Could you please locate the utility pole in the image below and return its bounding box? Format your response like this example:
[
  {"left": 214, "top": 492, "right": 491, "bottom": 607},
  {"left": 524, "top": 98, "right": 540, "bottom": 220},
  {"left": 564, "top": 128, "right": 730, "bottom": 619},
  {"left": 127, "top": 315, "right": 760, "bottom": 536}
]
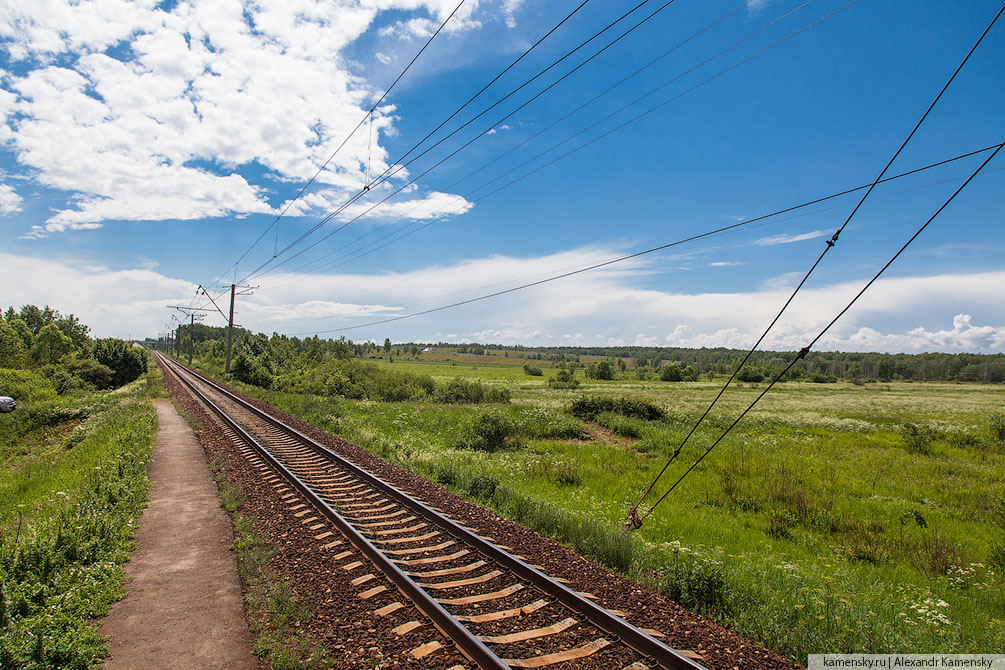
[
  {"left": 168, "top": 306, "right": 211, "bottom": 365},
  {"left": 197, "top": 283, "right": 254, "bottom": 379}
]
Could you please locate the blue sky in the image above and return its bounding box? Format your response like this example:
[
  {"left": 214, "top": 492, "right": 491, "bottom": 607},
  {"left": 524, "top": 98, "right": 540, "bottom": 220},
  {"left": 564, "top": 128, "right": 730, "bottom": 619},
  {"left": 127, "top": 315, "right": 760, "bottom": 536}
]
[{"left": 1, "top": 0, "right": 1002, "bottom": 352}]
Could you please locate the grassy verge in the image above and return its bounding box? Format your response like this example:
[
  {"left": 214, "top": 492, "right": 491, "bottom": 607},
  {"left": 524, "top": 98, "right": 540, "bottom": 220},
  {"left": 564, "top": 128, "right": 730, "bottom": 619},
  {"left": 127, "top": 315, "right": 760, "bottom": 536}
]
[
  {"left": 188, "top": 356, "right": 1005, "bottom": 662},
  {"left": 0, "top": 369, "right": 160, "bottom": 669}
]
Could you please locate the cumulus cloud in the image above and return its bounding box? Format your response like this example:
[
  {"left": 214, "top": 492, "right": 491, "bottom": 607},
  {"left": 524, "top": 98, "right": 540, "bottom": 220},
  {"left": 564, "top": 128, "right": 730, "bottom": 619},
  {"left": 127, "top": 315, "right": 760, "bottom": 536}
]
[
  {"left": 3, "top": 247, "right": 1001, "bottom": 353},
  {"left": 0, "top": 182, "right": 21, "bottom": 214},
  {"left": 0, "top": 0, "right": 496, "bottom": 234}
]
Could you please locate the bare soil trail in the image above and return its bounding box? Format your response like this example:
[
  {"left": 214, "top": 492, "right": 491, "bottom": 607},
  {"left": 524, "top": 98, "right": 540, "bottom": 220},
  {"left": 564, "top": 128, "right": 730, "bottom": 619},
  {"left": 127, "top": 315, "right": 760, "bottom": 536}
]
[{"left": 99, "top": 400, "right": 258, "bottom": 670}]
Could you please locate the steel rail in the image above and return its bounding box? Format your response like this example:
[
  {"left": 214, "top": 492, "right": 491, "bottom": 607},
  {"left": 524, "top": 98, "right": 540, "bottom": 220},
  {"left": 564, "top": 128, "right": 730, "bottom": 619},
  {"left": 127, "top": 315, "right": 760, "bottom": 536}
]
[
  {"left": 159, "top": 352, "right": 708, "bottom": 670},
  {"left": 159, "top": 353, "right": 509, "bottom": 670}
]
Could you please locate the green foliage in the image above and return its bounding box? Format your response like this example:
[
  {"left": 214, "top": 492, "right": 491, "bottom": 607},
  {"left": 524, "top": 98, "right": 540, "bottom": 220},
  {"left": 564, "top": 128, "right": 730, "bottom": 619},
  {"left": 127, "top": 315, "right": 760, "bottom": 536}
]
[
  {"left": 433, "top": 377, "right": 511, "bottom": 404},
  {"left": 467, "top": 474, "right": 499, "bottom": 500},
  {"left": 658, "top": 362, "right": 697, "bottom": 382},
  {"left": 92, "top": 339, "right": 147, "bottom": 388},
  {"left": 596, "top": 411, "right": 644, "bottom": 438},
  {"left": 736, "top": 366, "right": 765, "bottom": 383},
  {"left": 584, "top": 359, "right": 615, "bottom": 380},
  {"left": 0, "top": 397, "right": 156, "bottom": 668},
  {"left": 31, "top": 324, "right": 74, "bottom": 365},
  {"left": 232, "top": 352, "right": 275, "bottom": 389},
  {"left": 547, "top": 363, "right": 579, "bottom": 389},
  {"left": 456, "top": 412, "right": 517, "bottom": 452},
  {"left": 990, "top": 413, "right": 1005, "bottom": 442},
  {"left": 522, "top": 362, "right": 543, "bottom": 376},
  {"left": 899, "top": 422, "right": 936, "bottom": 455},
  {"left": 569, "top": 395, "right": 666, "bottom": 421},
  {"left": 646, "top": 552, "right": 730, "bottom": 616},
  {"left": 511, "top": 407, "right": 583, "bottom": 440},
  {"left": 62, "top": 358, "right": 114, "bottom": 391}
]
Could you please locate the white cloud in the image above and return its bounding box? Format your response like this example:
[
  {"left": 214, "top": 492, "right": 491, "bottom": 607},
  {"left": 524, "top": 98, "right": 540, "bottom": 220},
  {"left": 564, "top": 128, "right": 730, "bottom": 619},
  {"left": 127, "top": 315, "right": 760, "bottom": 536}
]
[
  {"left": 0, "top": 0, "right": 493, "bottom": 233},
  {"left": 2, "top": 247, "right": 1002, "bottom": 353},
  {"left": 754, "top": 229, "right": 830, "bottom": 246},
  {"left": 0, "top": 182, "right": 21, "bottom": 214}
]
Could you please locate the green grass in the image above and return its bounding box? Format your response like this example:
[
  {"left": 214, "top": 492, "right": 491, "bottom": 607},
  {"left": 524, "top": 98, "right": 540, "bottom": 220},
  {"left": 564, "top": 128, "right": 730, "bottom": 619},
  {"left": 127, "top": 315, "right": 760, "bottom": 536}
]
[
  {"left": 190, "top": 355, "right": 1005, "bottom": 662},
  {"left": 0, "top": 366, "right": 160, "bottom": 669}
]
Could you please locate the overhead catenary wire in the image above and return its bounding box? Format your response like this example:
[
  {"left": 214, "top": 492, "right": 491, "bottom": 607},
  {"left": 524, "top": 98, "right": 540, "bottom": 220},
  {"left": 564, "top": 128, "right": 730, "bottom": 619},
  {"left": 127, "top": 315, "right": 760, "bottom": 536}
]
[
  {"left": 273, "top": 156, "right": 1005, "bottom": 315},
  {"left": 276, "top": 142, "right": 1000, "bottom": 336},
  {"left": 208, "top": 0, "right": 470, "bottom": 289},
  {"left": 625, "top": 0, "right": 1005, "bottom": 527},
  {"left": 633, "top": 138, "right": 1004, "bottom": 527},
  {"left": 253, "top": 0, "right": 851, "bottom": 286},
  {"left": 237, "top": 0, "right": 679, "bottom": 285}
]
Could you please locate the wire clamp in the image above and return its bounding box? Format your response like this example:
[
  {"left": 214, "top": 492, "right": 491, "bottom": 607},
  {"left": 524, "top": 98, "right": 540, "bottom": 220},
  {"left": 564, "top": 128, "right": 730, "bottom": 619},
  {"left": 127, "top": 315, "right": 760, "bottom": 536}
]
[
  {"left": 625, "top": 505, "right": 643, "bottom": 530},
  {"left": 826, "top": 230, "right": 841, "bottom": 248},
  {"left": 796, "top": 346, "right": 810, "bottom": 360}
]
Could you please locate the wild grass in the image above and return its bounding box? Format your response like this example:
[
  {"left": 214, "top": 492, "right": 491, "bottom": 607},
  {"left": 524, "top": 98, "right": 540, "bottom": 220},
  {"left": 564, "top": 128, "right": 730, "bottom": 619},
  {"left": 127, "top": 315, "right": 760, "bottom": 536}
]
[
  {"left": 189, "top": 355, "right": 1005, "bottom": 662},
  {"left": 0, "top": 370, "right": 158, "bottom": 669}
]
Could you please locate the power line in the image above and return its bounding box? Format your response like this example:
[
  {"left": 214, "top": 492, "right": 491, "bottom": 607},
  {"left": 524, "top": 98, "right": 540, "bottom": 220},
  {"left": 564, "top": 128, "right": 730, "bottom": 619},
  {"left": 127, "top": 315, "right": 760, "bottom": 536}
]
[
  {"left": 278, "top": 143, "right": 999, "bottom": 336},
  {"left": 236, "top": 0, "right": 674, "bottom": 284},
  {"left": 626, "top": 0, "right": 1005, "bottom": 527},
  {"left": 210, "top": 0, "right": 470, "bottom": 287},
  {"left": 632, "top": 138, "right": 1003, "bottom": 528},
  {"left": 253, "top": 0, "right": 850, "bottom": 286}
]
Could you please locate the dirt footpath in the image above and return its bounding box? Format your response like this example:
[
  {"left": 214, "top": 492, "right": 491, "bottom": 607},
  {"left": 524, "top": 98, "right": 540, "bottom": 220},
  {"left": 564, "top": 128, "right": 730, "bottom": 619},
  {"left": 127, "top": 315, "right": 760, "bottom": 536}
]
[{"left": 100, "top": 400, "right": 258, "bottom": 670}]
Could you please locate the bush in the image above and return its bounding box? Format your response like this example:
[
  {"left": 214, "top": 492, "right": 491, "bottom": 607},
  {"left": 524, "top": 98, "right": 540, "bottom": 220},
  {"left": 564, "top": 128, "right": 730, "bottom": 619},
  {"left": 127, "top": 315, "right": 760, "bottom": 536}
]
[
  {"left": 231, "top": 353, "right": 274, "bottom": 389},
  {"left": 990, "top": 413, "right": 1005, "bottom": 442},
  {"left": 547, "top": 365, "right": 579, "bottom": 389},
  {"left": 434, "top": 377, "right": 511, "bottom": 404},
  {"left": 659, "top": 363, "right": 683, "bottom": 382},
  {"left": 522, "top": 363, "right": 543, "bottom": 377},
  {"left": 900, "top": 422, "right": 936, "bottom": 455},
  {"left": 456, "top": 412, "right": 517, "bottom": 452},
  {"left": 584, "top": 360, "right": 615, "bottom": 380},
  {"left": 63, "top": 358, "right": 114, "bottom": 390},
  {"left": 92, "top": 338, "right": 147, "bottom": 388},
  {"left": 735, "top": 367, "right": 764, "bottom": 383},
  {"left": 569, "top": 396, "right": 666, "bottom": 422},
  {"left": 467, "top": 474, "right": 499, "bottom": 500},
  {"left": 512, "top": 407, "right": 583, "bottom": 439}
]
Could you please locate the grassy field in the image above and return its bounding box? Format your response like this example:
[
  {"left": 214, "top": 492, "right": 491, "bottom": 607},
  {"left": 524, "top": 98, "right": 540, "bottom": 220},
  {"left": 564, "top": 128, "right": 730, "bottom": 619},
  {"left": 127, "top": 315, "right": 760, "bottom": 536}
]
[
  {"left": 0, "top": 363, "right": 163, "bottom": 669},
  {"left": 193, "top": 354, "right": 1005, "bottom": 663}
]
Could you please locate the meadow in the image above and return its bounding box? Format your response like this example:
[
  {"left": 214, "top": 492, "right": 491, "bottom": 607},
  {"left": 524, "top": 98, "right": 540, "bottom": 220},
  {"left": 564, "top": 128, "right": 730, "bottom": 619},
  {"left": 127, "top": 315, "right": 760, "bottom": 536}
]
[
  {"left": 0, "top": 363, "right": 162, "bottom": 669},
  {"left": 196, "top": 352, "right": 1005, "bottom": 663}
]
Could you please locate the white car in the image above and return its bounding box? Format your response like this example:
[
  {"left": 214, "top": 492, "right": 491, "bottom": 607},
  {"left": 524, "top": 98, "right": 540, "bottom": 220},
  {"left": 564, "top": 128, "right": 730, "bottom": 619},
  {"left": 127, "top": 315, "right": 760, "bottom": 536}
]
[{"left": 0, "top": 396, "right": 15, "bottom": 413}]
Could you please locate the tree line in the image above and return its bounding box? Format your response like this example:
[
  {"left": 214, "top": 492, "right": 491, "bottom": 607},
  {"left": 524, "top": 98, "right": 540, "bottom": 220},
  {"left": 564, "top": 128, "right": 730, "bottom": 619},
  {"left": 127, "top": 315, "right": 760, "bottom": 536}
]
[{"left": 1, "top": 304, "right": 147, "bottom": 392}]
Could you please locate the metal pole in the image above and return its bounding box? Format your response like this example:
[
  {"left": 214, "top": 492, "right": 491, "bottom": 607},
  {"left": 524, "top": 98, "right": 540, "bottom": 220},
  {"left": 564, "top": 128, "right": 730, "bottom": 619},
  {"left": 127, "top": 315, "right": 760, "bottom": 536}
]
[
  {"left": 225, "top": 283, "right": 236, "bottom": 378},
  {"left": 188, "top": 313, "right": 195, "bottom": 365}
]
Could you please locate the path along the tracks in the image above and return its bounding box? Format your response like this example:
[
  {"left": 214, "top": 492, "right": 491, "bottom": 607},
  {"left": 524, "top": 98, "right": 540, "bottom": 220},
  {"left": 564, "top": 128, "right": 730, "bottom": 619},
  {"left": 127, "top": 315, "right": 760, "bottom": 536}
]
[{"left": 99, "top": 400, "right": 258, "bottom": 670}]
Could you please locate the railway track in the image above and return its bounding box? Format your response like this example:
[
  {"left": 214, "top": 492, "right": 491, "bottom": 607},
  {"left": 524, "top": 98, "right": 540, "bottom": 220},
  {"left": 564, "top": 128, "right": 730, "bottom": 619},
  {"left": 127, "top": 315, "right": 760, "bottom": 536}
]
[{"left": 158, "top": 352, "right": 709, "bottom": 670}]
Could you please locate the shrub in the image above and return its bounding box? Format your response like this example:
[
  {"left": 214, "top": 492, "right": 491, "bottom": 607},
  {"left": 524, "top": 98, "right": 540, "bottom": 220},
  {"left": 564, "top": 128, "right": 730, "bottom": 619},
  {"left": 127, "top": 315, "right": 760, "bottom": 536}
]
[
  {"left": 231, "top": 353, "right": 274, "bottom": 389},
  {"left": 900, "top": 422, "right": 936, "bottom": 455},
  {"left": 456, "top": 412, "right": 517, "bottom": 452},
  {"left": 434, "top": 377, "right": 511, "bottom": 404},
  {"left": 648, "top": 553, "right": 730, "bottom": 616},
  {"left": 659, "top": 363, "right": 683, "bottom": 382},
  {"left": 990, "top": 413, "right": 1005, "bottom": 442},
  {"left": 63, "top": 358, "right": 114, "bottom": 390},
  {"left": 547, "top": 365, "right": 579, "bottom": 389},
  {"left": 512, "top": 407, "right": 583, "bottom": 439},
  {"left": 735, "top": 367, "right": 764, "bottom": 383},
  {"left": 569, "top": 396, "right": 666, "bottom": 421},
  {"left": 92, "top": 338, "right": 147, "bottom": 387},
  {"left": 988, "top": 540, "right": 1005, "bottom": 572},
  {"left": 522, "top": 363, "right": 543, "bottom": 377},
  {"left": 584, "top": 360, "right": 615, "bottom": 380},
  {"left": 467, "top": 474, "right": 499, "bottom": 500}
]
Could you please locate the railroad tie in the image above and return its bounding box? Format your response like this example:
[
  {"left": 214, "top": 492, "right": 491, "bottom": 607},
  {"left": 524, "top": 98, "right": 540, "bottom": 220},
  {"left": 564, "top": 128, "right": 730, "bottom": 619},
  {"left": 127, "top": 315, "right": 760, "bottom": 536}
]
[
  {"left": 479, "top": 617, "right": 578, "bottom": 645},
  {"left": 454, "top": 599, "right": 548, "bottom": 624},
  {"left": 502, "top": 638, "right": 610, "bottom": 668},
  {"left": 374, "top": 602, "right": 406, "bottom": 617},
  {"left": 392, "top": 621, "right": 424, "bottom": 636},
  {"left": 409, "top": 641, "right": 444, "bottom": 659}
]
